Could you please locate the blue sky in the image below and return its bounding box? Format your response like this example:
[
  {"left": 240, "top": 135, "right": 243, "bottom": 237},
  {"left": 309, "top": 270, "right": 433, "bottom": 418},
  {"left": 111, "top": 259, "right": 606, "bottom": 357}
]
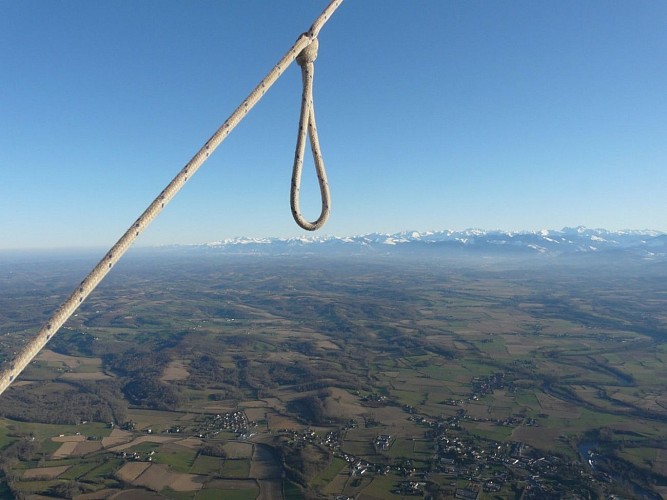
[{"left": 1, "top": 1, "right": 666, "bottom": 249}]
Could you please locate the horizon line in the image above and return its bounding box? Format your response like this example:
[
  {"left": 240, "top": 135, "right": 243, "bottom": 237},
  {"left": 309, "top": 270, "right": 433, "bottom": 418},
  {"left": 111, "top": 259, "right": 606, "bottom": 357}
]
[{"left": 2, "top": 225, "right": 665, "bottom": 253}]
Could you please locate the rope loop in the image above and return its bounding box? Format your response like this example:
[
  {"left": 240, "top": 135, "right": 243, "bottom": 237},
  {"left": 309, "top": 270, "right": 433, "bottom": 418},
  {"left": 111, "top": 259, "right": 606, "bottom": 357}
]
[{"left": 290, "top": 37, "right": 331, "bottom": 231}]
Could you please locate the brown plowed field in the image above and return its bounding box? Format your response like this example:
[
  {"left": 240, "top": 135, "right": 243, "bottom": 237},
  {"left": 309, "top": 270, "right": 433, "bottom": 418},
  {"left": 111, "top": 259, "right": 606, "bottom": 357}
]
[{"left": 22, "top": 465, "right": 70, "bottom": 479}]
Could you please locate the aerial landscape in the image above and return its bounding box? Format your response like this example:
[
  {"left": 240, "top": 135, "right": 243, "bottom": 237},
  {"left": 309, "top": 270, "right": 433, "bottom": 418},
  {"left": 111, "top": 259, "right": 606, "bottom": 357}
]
[
  {"left": 0, "top": 230, "right": 666, "bottom": 499},
  {"left": 2, "top": 1, "right": 666, "bottom": 499}
]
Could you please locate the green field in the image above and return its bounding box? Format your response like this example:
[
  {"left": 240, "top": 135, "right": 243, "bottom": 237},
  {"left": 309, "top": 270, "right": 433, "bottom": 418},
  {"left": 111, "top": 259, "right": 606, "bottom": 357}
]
[
  {"left": 312, "top": 456, "right": 347, "bottom": 487},
  {"left": 190, "top": 454, "right": 223, "bottom": 475},
  {"left": 220, "top": 459, "right": 251, "bottom": 478},
  {"left": 151, "top": 447, "right": 198, "bottom": 473},
  {"left": 200, "top": 488, "right": 259, "bottom": 500}
]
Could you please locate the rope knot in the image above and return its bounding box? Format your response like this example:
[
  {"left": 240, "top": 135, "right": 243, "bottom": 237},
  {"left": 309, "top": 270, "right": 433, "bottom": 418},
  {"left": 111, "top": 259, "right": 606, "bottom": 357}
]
[{"left": 296, "top": 38, "right": 319, "bottom": 66}]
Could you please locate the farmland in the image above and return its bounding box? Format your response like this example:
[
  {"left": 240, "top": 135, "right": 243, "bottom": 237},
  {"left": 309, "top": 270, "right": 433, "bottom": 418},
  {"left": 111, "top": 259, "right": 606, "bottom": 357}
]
[{"left": 0, "top": 250, "right": 666, "bottom": 498}]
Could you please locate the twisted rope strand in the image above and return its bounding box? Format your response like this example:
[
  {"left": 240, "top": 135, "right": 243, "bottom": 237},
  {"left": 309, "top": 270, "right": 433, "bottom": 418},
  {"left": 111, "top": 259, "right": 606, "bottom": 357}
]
[{"left": 0, "top": 0, "right": 344, "bottom": 397}]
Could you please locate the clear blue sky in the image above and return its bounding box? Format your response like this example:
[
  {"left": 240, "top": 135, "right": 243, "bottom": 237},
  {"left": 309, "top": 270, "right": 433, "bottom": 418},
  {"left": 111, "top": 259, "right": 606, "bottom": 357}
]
[{"left": 2, "top": 1, "right": 666, "bottom": 249}]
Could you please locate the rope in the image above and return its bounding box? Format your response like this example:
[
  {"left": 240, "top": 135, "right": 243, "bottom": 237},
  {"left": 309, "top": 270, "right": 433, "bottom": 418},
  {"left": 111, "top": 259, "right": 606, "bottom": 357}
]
[
  {"left": 291, "top": 38, "right": 331, "bottom": 230},
  {"left": 0, "top": 0, "right": 344, "bottom": 397}
]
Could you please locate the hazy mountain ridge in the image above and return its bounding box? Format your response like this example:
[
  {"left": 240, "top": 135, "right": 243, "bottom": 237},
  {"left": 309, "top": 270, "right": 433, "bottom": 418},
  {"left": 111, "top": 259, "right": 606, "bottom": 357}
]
[{"left": 193, "top": 227, "right": 667, "bottom": 258}]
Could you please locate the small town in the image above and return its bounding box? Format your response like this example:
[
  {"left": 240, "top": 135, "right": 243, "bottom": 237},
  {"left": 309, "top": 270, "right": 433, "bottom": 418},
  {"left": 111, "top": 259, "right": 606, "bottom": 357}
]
[{"left": 156, "top": 373, "right": 620, "bottom": 499}]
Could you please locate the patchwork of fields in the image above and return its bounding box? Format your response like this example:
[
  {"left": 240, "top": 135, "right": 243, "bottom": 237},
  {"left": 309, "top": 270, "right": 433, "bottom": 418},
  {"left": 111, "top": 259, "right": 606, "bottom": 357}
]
[{"left": 0, "top": 252, "right": 666, "bottom": 498}]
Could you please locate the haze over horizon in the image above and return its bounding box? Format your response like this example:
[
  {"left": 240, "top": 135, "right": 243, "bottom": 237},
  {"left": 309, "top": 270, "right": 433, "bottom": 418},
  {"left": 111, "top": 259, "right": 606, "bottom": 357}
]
[
  {"left": 2, "top": 1, "right": 666, "bottom": 250},
  {"left": 2, "top": 226, "right": 665, "bottom": 255}
]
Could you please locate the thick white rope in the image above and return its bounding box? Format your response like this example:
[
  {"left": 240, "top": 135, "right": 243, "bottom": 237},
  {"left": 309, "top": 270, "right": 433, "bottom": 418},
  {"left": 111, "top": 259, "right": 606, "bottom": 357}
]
[
  {"left": 291, "top": 38, "right": 331, "bottom": 230},
  {"left": 0, "top": 0, "right": 343, "bottom": 397}
]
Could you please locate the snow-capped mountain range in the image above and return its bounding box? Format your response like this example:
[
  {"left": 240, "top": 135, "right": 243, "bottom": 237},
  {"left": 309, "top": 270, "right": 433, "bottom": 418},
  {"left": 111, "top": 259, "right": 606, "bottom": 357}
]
[{"left": 195, "top": 227, "right": 667, "bottom": 258}]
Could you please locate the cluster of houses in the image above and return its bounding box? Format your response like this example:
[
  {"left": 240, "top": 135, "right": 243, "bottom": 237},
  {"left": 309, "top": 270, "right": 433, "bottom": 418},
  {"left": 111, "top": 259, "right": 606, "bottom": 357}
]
[
  {"left": 267, "top": 378, "right": 590, "bottom": 497},
  {"left": 428, "top": 418, "right": 603, "bottom": 498},
  {"left": 323, "top": 430, "right": 341, "bottom": 449},
  {"left": 394, "top": 480, "right": 427, "bottom": 496},
  {"left": 374, "top": 434, "right": 392, "bottom": 450},
  {"left": 443, "top": 372, "right": 513, "bottom": 407},
  {"left": 118, "top": 449, "right": 156, "bottom": 462},
  {"left": 307, "top": 385, "right": 604, "bottom": 498},
  {"left": 192, "top": 411, "right": 253, "bottom": 439},
  {"left": 274, "top": 398, "right": 611, "bottom": 498},
  {"left": 106, "top": 368, "right": 613, "bottom": 498},
  {"left": 469, "top": 372, "right": 512, "bottom": 400},
  {"left": 350, "top": 460, "right": 383, "bottom": 477},
  {"left": 360, "top": 392, "right": 388, "bottom": 405}
]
